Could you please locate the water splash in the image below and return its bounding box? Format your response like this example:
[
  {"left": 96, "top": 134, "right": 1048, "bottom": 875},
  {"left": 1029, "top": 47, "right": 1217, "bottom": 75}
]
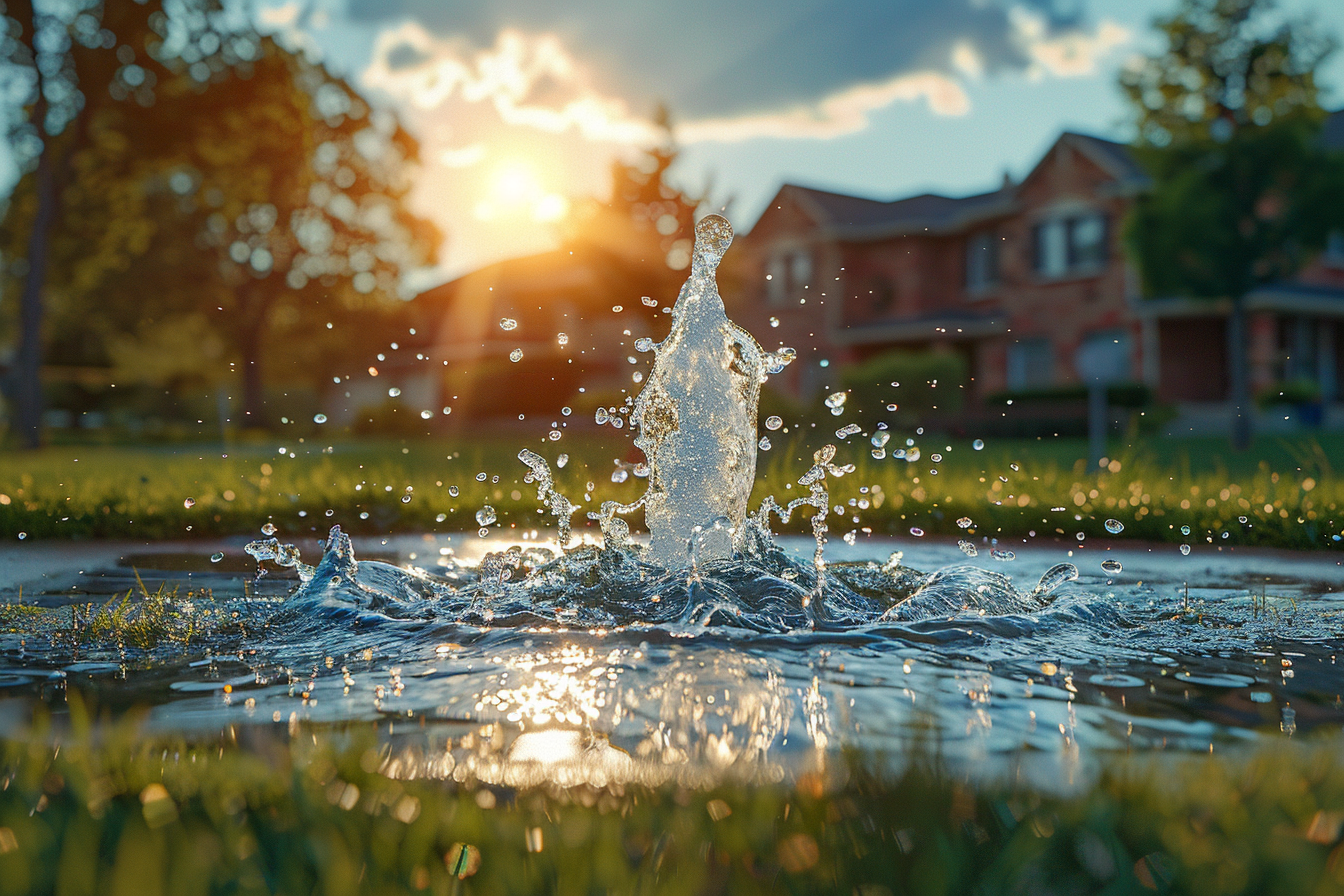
[{"left": 618, "top": 215, "right": 793, "bottom": 568}]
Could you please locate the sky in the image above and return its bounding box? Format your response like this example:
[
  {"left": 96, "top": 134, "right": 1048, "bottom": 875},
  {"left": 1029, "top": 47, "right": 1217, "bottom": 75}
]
[{"left": 237, "top": 0, "right": 1344, "bottom": 284}]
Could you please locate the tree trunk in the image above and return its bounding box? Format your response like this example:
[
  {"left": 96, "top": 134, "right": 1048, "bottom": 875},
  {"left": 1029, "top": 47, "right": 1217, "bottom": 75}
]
[
  {"left": 1228, "top": 292, "right": 1252, "bottom": 450},
  {"left": 12, "top": 107, "right": 56, "bottom": 449}
]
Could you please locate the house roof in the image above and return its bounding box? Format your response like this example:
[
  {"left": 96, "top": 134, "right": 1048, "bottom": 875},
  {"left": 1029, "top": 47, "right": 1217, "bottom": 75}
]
[{"left": 777, "top": 183, "right": 1016, "bottom": 241}]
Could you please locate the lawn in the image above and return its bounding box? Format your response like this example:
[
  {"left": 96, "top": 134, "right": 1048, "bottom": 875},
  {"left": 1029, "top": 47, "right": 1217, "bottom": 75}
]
[
  {"left": 0, "top": 429, "right": 1341, "bottom": 550},
  {"left": 1, "top": 705, "right": 1343, "bottom": 895}
]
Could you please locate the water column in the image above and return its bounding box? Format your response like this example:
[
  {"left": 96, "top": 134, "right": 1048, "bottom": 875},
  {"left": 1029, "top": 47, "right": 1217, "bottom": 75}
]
[{"left": 633, "top": 215, "right": 767, "bottom": 568}]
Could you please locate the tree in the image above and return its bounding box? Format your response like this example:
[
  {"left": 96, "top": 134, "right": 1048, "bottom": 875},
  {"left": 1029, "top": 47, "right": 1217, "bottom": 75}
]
[
  {"left": 0, "top": 7, "right": 438, "bottom": 435},
  {"left": 0, "top": 0, "right": 248, "bottom": 446},
  {"left": 562, "top": 107, "right": 707, "bottom": 319},
  {"left": 1121, "top": 0, "right": 1344, "bottom": 448},
  {"left": 123, "top": 38, "right": 439, "bottom": 425}
]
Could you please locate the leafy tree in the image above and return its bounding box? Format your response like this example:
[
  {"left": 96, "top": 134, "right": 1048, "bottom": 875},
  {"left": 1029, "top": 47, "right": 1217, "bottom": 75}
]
[
  {"left": 0, "top": 0, "right": 248, "bottom": 446},
  {"left": 112, "top": 38, "right": 439, "bottom": 425},
  {"left": 1121, "top": 0, "right": 1344, "bottom": 448}
]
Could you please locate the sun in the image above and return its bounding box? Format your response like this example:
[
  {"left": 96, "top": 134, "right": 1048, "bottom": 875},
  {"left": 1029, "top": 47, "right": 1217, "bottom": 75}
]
[{"left": 475, "top": 159, "right": 569, "bottom": 223}]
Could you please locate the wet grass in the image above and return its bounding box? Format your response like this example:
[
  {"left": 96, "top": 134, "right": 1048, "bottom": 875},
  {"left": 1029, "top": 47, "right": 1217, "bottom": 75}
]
[
  {"left": 1, "top": 431, "right": 1341, "bottom": 551},
  {"left": 1, "top": 708, "right": 1343, "bottom": 895}
]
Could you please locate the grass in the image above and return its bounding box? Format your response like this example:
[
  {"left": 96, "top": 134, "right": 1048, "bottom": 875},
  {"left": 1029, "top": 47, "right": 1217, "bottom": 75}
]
[
  {"left": 0, "top": 430, "right": 1341, "bottom": 551},
  {"left": 1, "top": 706, "right": 1344, "bottom": 894}
]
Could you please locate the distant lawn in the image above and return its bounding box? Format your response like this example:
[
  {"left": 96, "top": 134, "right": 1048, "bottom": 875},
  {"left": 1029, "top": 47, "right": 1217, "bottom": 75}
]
[{"left": 1, "top": 429, "right": 1341, "bottom": 550}]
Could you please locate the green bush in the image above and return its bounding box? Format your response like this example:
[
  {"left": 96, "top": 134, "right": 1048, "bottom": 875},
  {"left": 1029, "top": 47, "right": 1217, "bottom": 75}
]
[
  {"left": 988, "top": 382, "right": 1154, "bottom": 408},
  {"left": 840, "top": 350, "right": 968, "bottom": 418},
  {"left": 1256, "top": 379, "right": 1321, "bottom": 409}
]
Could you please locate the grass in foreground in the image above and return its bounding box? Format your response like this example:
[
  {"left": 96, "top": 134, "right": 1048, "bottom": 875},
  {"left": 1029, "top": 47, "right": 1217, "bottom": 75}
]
[
  {"left": 1, "top": 706, "right": 1343, "bottom": 895},
  {"left": 0, "top": 432, "right": 1341, "bottom": 551}
]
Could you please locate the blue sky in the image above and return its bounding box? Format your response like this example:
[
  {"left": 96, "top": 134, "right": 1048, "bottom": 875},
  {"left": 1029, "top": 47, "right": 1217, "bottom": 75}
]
[{"left": 253, "top": 0, "right": 1344, "bottom": 281}]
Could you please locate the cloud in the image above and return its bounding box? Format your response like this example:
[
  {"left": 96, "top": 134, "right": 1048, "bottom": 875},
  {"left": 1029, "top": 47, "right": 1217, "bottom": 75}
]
[
  {"left": 1011, "top": 7, "right": 1130, "bottom": 78},
  {"left": 678, "top": 71, "right": 969, "bottom": 143},
  {"left": 361, "top": 23, "right": 659, "bottom": 145}
]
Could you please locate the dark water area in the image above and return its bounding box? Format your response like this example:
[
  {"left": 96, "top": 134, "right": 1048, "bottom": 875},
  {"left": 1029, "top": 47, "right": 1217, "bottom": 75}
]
[{"left": 2, "top": 531, "right": 1342, "bottom": 790}]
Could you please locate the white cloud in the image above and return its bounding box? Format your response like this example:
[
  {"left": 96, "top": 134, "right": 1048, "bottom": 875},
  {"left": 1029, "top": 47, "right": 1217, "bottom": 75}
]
[
  {"left": 677, "top": 70, "right": 970, "bottom": 144},
  {"left": 1010, "top": 7, "right": 1131, "bottom": 78},
  {"left": 361, "top": 23, "right": 659, "bottom": 145}
]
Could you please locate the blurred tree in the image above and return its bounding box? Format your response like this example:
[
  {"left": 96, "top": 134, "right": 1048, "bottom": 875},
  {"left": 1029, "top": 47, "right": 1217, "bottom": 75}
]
[
  {"left": 115, "top": 38, "right": 439, "bottom": 426},
  {"left": 0, "top": 5, "right": 438, "bottom": 437},
  {"left": 0, "top": 0, "right": 243, "bottom": 447},
  {"left": 562, "top": 107, "right": 708, "bottom": 318},
  {"left": 1121, "top": 0, "right": 1344, "bottom": 449}
]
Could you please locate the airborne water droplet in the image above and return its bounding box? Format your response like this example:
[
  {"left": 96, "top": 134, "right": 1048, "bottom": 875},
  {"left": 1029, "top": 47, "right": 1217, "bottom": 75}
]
[
  {"left": 1101, "top": 558, "right": 1123, "bottom": 573},
  {"left": 641, "top": 296, "right": 657, "bottom": 306},
  {"left": 956, "top": 517, "right": 973, "bottom": 529},
  {"left": 499, "top": 318, "right": 518, "bottom": 331},
  {"left": 557, "top": 333, "right": 568, "bottom": 346},
  {"left": 1105, "top": 519, "right": 1124, "bottom": 534},
  {"left": 509, "top": 349, "right": 524, "bottom": 363},
  {"left": 313, "top": 413, "right": 327, "bottom": 424},
  {"left": 957, "top": 540, "right": 977, "bottom": 556},
  {"left": 972, "top": 439, "right": 984, "bottom": 450},
  {"left": 420, "top": 410, "right": 433, "bottom": 420},
  {"left": 557, "top": 454, "right": 568, "bottom": 468},
  {"left": 210, "top": 552, "right": 224, "bottom": 563},
  {"left": 835, "top": 423, "right": 861, "bottom": 439},
  {"left": 1034, "top": 562, "right": 1078, "bottom": 595},
  {"left": 476, "top": 473, "right": 487, "bottom": 482},
  {"left": 635, "top": 337, "right": 654, "bottom": 352},
  {"left": 1181, "top": 525, "right": 1191, "bottom": 535},
  {"left": 1180, "top": 544, "right": 1191, "bottom": 555},
  {"left": 759, "top": 436, "right": 771, "bottom": 450},
  {"left": 261, "top": 522, "right": 277, "bottom": 536},
  {"left": 449, "top": 486, "right": 459, "bottom": 496},
  {"left": 991, "top": 549, "right": 1015, "bottom": 561},
  {"left": 388, "top": 387, "right": 401, "bottom": 398},
  {"left": 765, "top": 415, "right": 783, "bottom": 431},
  {"left": 184, "top": 497, "right": 196, "bottom": 509},
  {"left": 824, "top": 391, "right": 848, "bottom": 409},
  {"left": 909, "top": 527, "right": 924, "bottom": 537},
  {"left": 475, "top": 506, "right": 496, "bottom": 527}
]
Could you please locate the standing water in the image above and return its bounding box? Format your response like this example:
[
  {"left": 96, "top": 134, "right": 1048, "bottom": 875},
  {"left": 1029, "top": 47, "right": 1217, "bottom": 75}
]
[{"left": 2, "top": 215, "right": 1343, "bottom": 792}]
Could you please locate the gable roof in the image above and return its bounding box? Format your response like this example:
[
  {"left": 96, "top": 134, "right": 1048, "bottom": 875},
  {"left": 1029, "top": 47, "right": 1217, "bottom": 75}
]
[{"left": 771, "top": 182, "right": 1016, "bottom": 242}]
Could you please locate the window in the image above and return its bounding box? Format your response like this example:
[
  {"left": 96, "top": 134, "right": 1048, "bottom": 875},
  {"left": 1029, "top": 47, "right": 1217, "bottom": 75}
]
[
  {"left": 965, "top": 231, "right": 999, "bottom": 293},
  {"left": 1032, "top": 212, "right": 1107, "bottom": 278},
  {"left": 766, "top": 247, "right": 813, "bottom": 304},
  {"left": 1007, "top": 338, "right": 1054, "bottom": 389},
  {"left": 869, "top": 275, "right": 895, "bottom": 312}
]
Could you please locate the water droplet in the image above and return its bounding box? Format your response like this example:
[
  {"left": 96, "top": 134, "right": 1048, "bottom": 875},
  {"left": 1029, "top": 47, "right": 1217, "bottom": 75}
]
[
  {"left": 956, "top": 517, "right": 974, "bottom": 529},
  {"left": 1101, "top": 558, "right": 1123, "bottom": 573},
  {"left": 635, "top": 337, "right": 654, "bottom": 352},
  {"left": 958, "top": 540, "right": 978, "bottom": 556},
  {"left": 548, "top": 430, "right": 562, "bottom": 441},
  {"left": 476, "top": 473, "right": 487, "bottom": 482},
  {"left": 871, "top": 431, "right": 890, "bottom": 448},
  {"left": 387, "top": 387, "right": 402, "bottom": 398},
  {"left": 449, "top": 486, "right": 459, "bottom": 496},
  {"left": 16, "top": 532, "right": 26, "bottom": 540},
  {"left": 499, "top": 318, "right": 518, "bottom": 331},
  {"left": 183, "top": 497, "right": 196, "bottom": 509},
  {"left": 972, "top": 439, "right": 984, "bottom": 450},
  {"left": 824, "top": 391, "right": 848, "bottom": 409},
  {"left": 641, "top": 295, "right": 656, "bottom": 307},
  {"left": 435, "top": 513, "right": 447, "bottom": 522},
  {"left": 1238, "top": 515, "right": 1248, "bottom": 523},
  {"left": 991, "top": 549, "right": 1015, "bottom": 561},
  {"left": 475, "top": 506, "right": 496, "bottom": 527},
  {"left": 1009, "top": 463, "right": 1019, "bottom": 472},
  {"left": 759, "top": 436, "right": 772, "bottom": 450},
  {"left": 595, "top": 408, "right": 609, "bottom": 425},
  {"left": 610, "top": 416, "right": 624, "bottom": 429},
  {"left": 443, "top": 406, "right": 452, "bottom": 415},
  {"left": 509, "top": 349, "right": 524, "bottom": 362},
  {"left": 835, "top": 423, "right": 861, "bottom": 439},
  {"left": 769, "top": 316, "right": 780, "bottom": 327},
  {"left": 420, "top": 410, "right": 433, "bottom": 420},
  {"left": 557, "top": 333, "right": 569, "bottom": 345},
  {"left": 904, "top": 447, "right": 920, "bottom": 462},
  {"left": 210, "top": 552, "right": 224, "bottom": 563},
  {"left": 555, "top": 454, "right": 569, "bottom": 469},
  {"left": 632, "top": 372, "right": 644, "bottom": 383},
  {"left": 1035, "top": 563, "right": 1078, "bottom": 595},
  {"left": 871, "top": 448, "right": 886, "bottom": 459},
  {"left": 1180, "top": 544, "right": 1191, "bottom": 555},
  {"left": 930, "top": 453, "right": 942, "bottom": 463},
  {"left": 401, "top": 494, "right": 412, "bottom": 504},
  {"left": 478, "top": 527, "right": 489, "bottom": 538},
  {"left": 313, "top": 413, "right": 328, "bottom": 424},
  {"left": 359, "top": 512, "right": 369, "bottom": 520},
  {"left": 261, "top": 522, "right": 277, "bottom": 536},
  {"left": 1180, "top": 525, "right": 1191, "bottom": 535},
  {"left": 1105, "top": 519, "right": 1124, "bottom": 534},
  {"left": 765, "top": 415, "right": 783, "bottom": 431},
  {"left": 611, "top": 467, "right": 629, "bottom": 484},
  {"left": 909, "top": 527, "right": 924, "bottom": 537},
  {"left": 612, "top": 305, "right": 623, "bottom": 313}
]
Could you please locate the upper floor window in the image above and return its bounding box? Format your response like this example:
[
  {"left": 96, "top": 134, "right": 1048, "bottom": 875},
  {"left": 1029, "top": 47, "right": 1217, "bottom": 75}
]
[
  {"left": 1007, "top": 338, "right": 1055, "bottom": 389},
  {"left": 766, "top": 247, "right": 813, "bottom": 304},
  {"left": 1032, "top": 212, "right": 1107, "bottom": 279},
  {"left": 965, "top": 230, "right": 999, "bottom": 294}
]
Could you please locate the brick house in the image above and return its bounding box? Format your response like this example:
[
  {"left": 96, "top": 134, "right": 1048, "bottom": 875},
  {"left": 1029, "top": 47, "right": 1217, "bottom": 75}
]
[{"left": 734, "top": 114, "right": 1344, "bottom": 428}]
